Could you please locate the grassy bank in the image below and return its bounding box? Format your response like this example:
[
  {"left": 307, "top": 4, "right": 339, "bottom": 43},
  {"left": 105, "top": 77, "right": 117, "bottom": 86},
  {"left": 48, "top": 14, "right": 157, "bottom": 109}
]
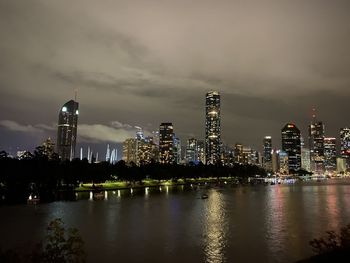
[{"left": 75, "top": 177, "right": 237, "bottom": 192}]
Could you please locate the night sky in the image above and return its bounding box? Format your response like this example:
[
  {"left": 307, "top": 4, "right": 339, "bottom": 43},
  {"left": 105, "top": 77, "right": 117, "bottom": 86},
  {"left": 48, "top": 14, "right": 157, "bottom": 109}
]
[{"left": 1, "top": 0, "right": 350, "bottom": 157}]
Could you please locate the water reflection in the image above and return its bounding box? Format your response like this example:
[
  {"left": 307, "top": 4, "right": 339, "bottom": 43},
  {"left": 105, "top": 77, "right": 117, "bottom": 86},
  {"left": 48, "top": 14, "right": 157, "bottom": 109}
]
[
  {"left": 325, "top": 186, "right": 340, "bottom": 229},
  {"left": 203, "top": 190, "right": 227, "bottom": 263},
  {"left": 265, "top": 186, "right": 287, "bottom": 258}
]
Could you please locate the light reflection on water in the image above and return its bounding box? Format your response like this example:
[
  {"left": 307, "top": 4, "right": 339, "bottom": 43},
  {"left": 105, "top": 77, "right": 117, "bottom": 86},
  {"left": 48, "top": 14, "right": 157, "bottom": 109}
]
[
  {"left": 203, "top": 190, "right": 228, "bottom": 263},
  {"left": 1, "top": 180, "right": 350, "bottom": 263}
]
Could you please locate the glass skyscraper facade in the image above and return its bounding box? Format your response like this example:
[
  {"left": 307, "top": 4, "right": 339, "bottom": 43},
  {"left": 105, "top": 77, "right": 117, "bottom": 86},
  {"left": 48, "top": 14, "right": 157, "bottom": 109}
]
[
  {"left": 205, "top": 91, "right": 221, "bottom": 164},
  {"left": 281, "top": 123, "right": 301, "bottom": 172},
  {"left": 324, "top": 137, "right": 337, "bottom": 173},
  {"left": 309, "top": 120, "right": 325, "bottom": 173},
  {"left": 340, "top": 127, "right": 350, "bottom": 168},
  {"left": 186, "top": 138, "right": 198, "bottom": 164},
  {"left": 263, "top": 136, "right": 272, "bottom": 171},
  {"left": 56, "top": 99, "right": 79, "bottom": 161},
  {"left": 159, "top": 123, "right": 174, "bottom": 164}
]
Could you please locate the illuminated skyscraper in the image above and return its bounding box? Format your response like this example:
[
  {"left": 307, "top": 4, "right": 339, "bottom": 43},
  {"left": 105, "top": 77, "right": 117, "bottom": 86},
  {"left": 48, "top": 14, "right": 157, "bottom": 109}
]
[
  {"left": 340, "top": 127, "right": 350, "bottom": 167},
  {"left": 281, "top": 123, "right": 301, "bottom": 172},
  {"left": 301, "top": 148, "right": 311, "bottom": 172},
  {"left": 279, "top": 150, "right": 289, "bottom": 175},
  {"left": 234, "top": 143, "right": 244, "bottom": 164},
  {"left": 263, "top": 136, "right": 272, "bottom": 171},
  {"left": 122, "top": 138, "right": 138, "bottom": 164},
  {"left": 205, "top": 91, "right": 221, "bottom": 164},
  {"left": 159, "top": 123, "right": 174, "bottom": 164},
  {"left": 173, "top": 135, "right": 181, "bottom": 164},
  {"left": 137, "top": 138, "right": 157, "bottom": 165},
  {"left": 56, "top": 100, "right": 79, "bottom": 160},
  {"left": 197, "top": 140, "right": 205, "bottom": 164},
  {"left": 324, "top": 137, "right": 336, "bottom": 173},
  {"left": 308, "top": 112, "right": 325, "bottom": 173},
  {"left": 186, "top": 138, "right": 198, "bottom": 163}
]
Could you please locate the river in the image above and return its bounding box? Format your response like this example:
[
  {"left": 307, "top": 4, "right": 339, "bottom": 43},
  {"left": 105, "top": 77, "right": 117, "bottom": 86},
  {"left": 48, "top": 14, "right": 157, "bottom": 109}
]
[{"left": 1, "top": 179, "right": 350, "bottom": 262}]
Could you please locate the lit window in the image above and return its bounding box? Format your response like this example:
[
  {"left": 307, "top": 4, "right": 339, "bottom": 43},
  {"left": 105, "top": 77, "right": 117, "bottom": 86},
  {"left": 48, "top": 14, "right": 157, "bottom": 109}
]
[
  {"left": 62, "top": 106, "right": 67, "bottom": 112},
  {"left": 76, "top": 110, "right": 79, "bottom": 115}
]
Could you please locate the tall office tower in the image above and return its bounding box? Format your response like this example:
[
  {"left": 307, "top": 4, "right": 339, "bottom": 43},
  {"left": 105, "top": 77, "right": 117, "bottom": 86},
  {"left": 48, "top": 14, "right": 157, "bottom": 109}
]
[
  {"left": 281, "top": 123, "right": 301, "bottom": 173},
  {"left": 57, "top": 99, "right": 79, "bottom": 161},
  {"left": 221, "top": 145, "right": 235, "bottom": 166},
  {"left": 242, "top": 146, "right": 252, "bottom": 164},
  {"left": 173, "top": 135, "right": 181, "bottom": 164},
  {"left": 340, "top": 127, "right": 350, "bottom": 167},
  {"left": 234, "top": 143, "right": 244, "bottom": 164},
  {"left": 197, "top": 140, "right": 205, "bottom": 164},
  {"left": 263, "top": 136, "right": 272, "bottom": 171},
  {"left": 301, "top": 148, "right": 311, "bottom": 172},
  {"left": 271, "top": 149, "right": 279, "bottom": 173},
  {"left": 308, "top": 110, "right": 325, "bottom": 173},
  {"left": 186, "top": 138, "right": 198, "bottom": 163},
  {"left": 324, "top": 137, "right": 337, "bottom": 173},
  {"left": 122, "top": 138, "right": 138, "bottom": 164},
  {"left": 137, "top": 138, "right": 157, "bottom": 165},
  {"left": 159, "top": 123, "right": 174, "bottom": 164},
  {"left": 205, "top": 91, "right": 221, "bottom": 164},
  {"left": 279, "top": 151, "right": 289, "bottom": 175}
]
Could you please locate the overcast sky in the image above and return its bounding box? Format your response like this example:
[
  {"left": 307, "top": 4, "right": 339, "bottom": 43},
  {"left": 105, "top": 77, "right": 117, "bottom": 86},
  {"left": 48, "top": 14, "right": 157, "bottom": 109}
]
[{"left": 1, "top": 0, "right": 350, "bottom": 157}]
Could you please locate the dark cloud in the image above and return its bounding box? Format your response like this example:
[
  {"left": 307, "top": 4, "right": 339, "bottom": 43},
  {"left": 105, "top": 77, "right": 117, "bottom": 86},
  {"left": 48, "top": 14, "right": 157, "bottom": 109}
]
[{"left": 1, "top": 0, "right": 350, "bottom": 154}]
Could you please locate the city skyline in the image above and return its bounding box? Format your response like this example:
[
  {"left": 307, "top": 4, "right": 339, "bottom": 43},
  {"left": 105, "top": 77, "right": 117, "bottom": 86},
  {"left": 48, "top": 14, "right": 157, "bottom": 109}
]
[{"left": 1, "top": 0, "right": 350, "bottom": 155}]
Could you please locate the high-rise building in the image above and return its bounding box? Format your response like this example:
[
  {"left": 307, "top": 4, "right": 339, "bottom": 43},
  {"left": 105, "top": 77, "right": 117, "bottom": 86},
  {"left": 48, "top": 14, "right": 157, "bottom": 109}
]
[
  {"left": 56, "top": 99, "right": 79, "bottom": 160},
  {"left": 308, "top": 115, "right": 325, "bottom": 173},
  {"left": 122, "top": 138, "right": 138, "bottom": 164},
  {"left": 137, "top": 138, "right": 157, "bottom": 165},
  {"left": 340, "top": 127, "right": 350, "bottom": 168},
  {"left": 197, "top": 140, "right": 205, "bottom": 164},
  {"left": 234, "top": 143, "right": 244, "bottom": 164},
  {"left": 221, "top": 145, "right": 235, "bottom": 166},
  {"left": 186, "top": 138, "right": 198, "bottom": 164},
  {"left": 271, "top": 149, "right": 279, "bottom": 173},
  {"left": 281, "top": 123, "right": 301, "bottom": 172},
  {"left": 301, "top": 148, "right": 311, "bottom": 172},
  {"left": 159, "top": 123, "right": 174, "bottom": 164},
  {"left": 324, "top": 137, "right": 337, "bottom": 173},
  {"left": 205, "top": 91, "right": 221, "bottom": 164},
  {"left": 279, "top": 150, "right": 289, "bottom": 175},
  {"left": 263, "top": 136, "right": 272, "bottom": 171},
  {"left": 173, "top": 135, "right": 181, "bottom": 164}
]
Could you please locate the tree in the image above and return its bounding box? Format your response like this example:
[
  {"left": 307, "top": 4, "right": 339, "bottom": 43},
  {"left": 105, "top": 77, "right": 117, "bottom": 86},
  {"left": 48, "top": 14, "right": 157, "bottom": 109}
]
[
  {"left": 37, "top": 218, "right": 85, "bottom": 263},
  {"left": 0, "top": 218, "right": 86, "bottom": 263},
  {"left": 309, "top": 224, "right": 350, "bottom": 254}
]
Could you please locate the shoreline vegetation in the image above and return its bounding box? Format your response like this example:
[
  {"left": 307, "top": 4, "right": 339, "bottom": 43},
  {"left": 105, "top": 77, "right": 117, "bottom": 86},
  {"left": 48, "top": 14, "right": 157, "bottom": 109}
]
[
  {"left": 1, "top": 149, "right": 349, "bottom": 203},
  {"left": 0, "top": 150, "right": 266, "bottom": 203}
]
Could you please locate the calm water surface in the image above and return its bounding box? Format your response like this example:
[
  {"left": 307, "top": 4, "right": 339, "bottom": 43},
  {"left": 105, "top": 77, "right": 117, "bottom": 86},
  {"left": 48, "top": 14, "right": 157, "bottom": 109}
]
[{"left": 1, "top": 180, "right": 350, "bottom": 263}]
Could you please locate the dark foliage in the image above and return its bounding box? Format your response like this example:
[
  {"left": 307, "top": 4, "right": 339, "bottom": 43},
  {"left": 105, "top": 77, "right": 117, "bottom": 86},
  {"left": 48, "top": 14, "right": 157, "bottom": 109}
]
[
  {"left": 0, "top": 150, "right": 266, "bottom": 203},
  {"left": 297, "top": 224, "right": 350, "bottom": 262},
  {"left": 0, "top": 218, "right": 85, "bottom": 263}
]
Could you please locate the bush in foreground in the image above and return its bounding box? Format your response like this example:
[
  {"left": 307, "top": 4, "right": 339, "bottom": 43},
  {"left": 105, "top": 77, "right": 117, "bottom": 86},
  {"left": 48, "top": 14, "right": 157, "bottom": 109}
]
[
  {"left": 0, "top": 218, "right": 85, "bottom": 263},
  {"left": 298, "top": 224, "right": 350, "bottom": 262}
]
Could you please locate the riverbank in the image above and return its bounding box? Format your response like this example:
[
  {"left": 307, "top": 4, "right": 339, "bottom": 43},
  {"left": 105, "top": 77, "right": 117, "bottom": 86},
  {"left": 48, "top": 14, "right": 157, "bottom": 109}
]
[{"left": 75, "top": 177, "right": 238, "bottom": 192}]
